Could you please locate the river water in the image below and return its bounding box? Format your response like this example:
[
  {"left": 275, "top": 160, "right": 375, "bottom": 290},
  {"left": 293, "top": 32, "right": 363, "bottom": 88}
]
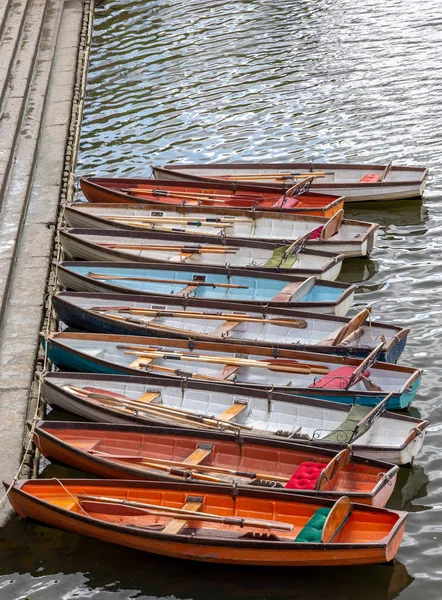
[{"left": 2, "top": 0, "right": 442, "bottom": 598}]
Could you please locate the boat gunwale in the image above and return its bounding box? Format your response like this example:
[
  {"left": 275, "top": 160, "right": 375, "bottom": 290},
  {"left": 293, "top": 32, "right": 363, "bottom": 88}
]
[
  {"left": 64, "top": 203, "right": 379, "bottom": 247},
  {"left": 60, "top": 229, "right": 345, "bottom": 277}
]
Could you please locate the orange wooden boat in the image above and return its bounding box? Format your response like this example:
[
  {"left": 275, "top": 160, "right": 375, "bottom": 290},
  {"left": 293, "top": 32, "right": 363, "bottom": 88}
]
[
  {"left": 34, "top": 421, "right": 399, "bottom": 506},
  {"left": 80, "top": 177, "right": 344, "bottom": 218},
  {"left": 5, "top": 479, "right": 407, "bottom": 566}
]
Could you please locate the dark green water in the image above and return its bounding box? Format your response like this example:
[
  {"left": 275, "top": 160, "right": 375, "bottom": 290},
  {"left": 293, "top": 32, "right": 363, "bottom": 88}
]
[{"left": 2, "top": 0, "right": 442, "bottom": 597}]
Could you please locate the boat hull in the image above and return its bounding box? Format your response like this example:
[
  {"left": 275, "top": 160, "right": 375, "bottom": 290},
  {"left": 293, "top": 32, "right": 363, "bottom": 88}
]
[
  {"left": 152, "top": 163, "right": 428, "bottom": 203},
  {"left": 80, "top": 177, "right": 344, "bottom": 218},
  {"left": 6, "top": 479, "right": 407, "bottom": 566},
  {"left": 57, "top": 261, "right": 356, "bottom": 316},
  {"left": 60, "top": 229, "right": 344, "bottom": 281},
  {"left": 64, "top": 203, "right": 379, "bottom": 258},
  {"left": 52, "top": 292, "right": 409, "bottom": 363},
  {"left": 41, "top": 373, "right": 428, "bottom": 465}
]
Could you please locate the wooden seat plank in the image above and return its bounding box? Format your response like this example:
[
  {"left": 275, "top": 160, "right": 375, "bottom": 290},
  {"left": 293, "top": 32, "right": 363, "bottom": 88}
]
[
  {"left": 161, "top": 500, "right": 203, "bottom": 534},
  {"left": 177, "top": 284, "right": 199, "bottom": 296},
  {"left": 272, "top": 276, "right": 315, "bottom": 303},
  {"left": 218, "top": 402, "right": 248, "bottom": 422},
  {"left": 213, "top": 365, "right": 240, "bottom": 380},
  {"left": 129, "top": 357, "right": 153, "bottom": 370},
  {"left": 212, "top": 321, "right": 240, "bottom": 337},
  {"left": 183, "top": 446, "right": 214, "bottom": 465},
  {"left": 136, "top": 392, "right": 161, "bottom": 403}
]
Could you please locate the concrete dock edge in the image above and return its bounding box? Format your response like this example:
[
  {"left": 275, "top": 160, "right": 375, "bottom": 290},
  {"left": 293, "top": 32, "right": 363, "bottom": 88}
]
[{"left": 0, "top": 0, "right": 94, "bottom": 525}]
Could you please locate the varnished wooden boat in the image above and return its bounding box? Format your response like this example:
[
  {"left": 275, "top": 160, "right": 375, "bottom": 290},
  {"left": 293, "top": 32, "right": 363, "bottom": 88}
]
[
  {"left": 64, "top": 203, "right": 379, "bottom": 258},
  {"left": 41, "top": 332, "right": 422, "bottom": 409},
  {"left": 34, "top": 421, "right": 399, "bottom": 507},
  {"left": 42, "top": 373, "right": 428, "bottom": 465},
  {"left": 4, "top": 479, "right": 408, "bottom": 565},
  {"left": 57, "top": 261, "right": 356, "bottom": 316},
  {"left": 80, "top": 177, "right": 344, "bottom": 218},
  {"left": 152, "top": 162, "right": 428, "bottom": 203},
  {"left": 60, "top": 228, "right": 345, "bottom": 281},
  {"left": 53, "top": 292, "right": 410, "bottom": 363}
]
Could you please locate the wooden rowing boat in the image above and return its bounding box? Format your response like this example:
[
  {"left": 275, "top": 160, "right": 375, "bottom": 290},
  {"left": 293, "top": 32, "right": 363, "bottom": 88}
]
[
  {"left": 34, "top": 421, "right": 399, "bottom": 507},
  {"left": 60, "top": 228, "right": 345, "bottom": 281},
  {"left": 79, "top": 177, "right": 344, "bottom": 218},
  {"left": 152, "top": 162, "right": 429, "bottom": 203},
  {"left": 41, "top": 332, "right": 422, "bottom": 409},
  {"left": 64, "top": 203, "right": 379, "bottom": 258},
  {"left": 57, "top": 261, "right": 356, "bottom": 316},
  {"left": 4, "top": 479, "right": 407, "bottom": 565},
  {"left": 42, "top": 373, "right": 428, "bottom": 465},
  {"left": 53, "top": 292, "right": 410, "bottom": 363}
]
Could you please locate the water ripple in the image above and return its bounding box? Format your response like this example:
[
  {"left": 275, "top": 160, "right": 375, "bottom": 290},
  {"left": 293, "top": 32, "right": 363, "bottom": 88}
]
[{"left": 4, "top": 0, "right": 442, "bottom": 597}]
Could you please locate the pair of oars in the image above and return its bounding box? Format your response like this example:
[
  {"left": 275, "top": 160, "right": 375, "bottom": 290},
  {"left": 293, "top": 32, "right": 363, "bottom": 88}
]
[
  {"left": 105, "top": 215, "right": 243, "bottom": 226},
  {"left": 121, "top": 188, "right": 267, "bottom": 203},
  {"left": 67, "top": 386, "right": 253, "bottom": 432},
  {"left": 222, "top": 172, "right": 327, "bottom": 181},
  {"left": 96, "top": 242, "right": 239, "bottom": 255},
  {"left": 90, "top": 305, "right": 307, "bottom": 328},
  {"left": 77, "top": 494, "right": 294, "bottom": 531},
  {"left": 118, "top": 345, "right": 330, "bottom": 375},
  {"left": 87, "top": 272, "right": 248, "bottom": 289},
  {"left": 89, "top": 448, "right": 290, "bottom": 483}
]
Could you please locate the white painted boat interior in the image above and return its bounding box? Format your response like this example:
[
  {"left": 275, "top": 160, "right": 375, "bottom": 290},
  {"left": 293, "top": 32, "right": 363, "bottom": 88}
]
[
  {"left": 66, "top": 204, "right": 374, "bottom": 244},
  {"left": 59, "top": 337, "right": 413, "bottom": 392},
  {"left": 64, "top": 294, "right": 402, "bottom": 350}
]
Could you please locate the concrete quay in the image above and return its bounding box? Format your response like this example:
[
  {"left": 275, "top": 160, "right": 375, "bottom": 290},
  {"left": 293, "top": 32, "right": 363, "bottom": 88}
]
[{"left": 0, "top": 0, "right": 93, "bottom": 524}]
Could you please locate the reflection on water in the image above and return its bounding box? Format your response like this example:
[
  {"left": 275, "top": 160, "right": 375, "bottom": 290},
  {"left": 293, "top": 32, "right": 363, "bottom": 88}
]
[
  {"left": 3, "top": 0, "right": 442, "bottom": 597},
  {"left": 0, "top": 514, "right": 414, "bottom": 600}
]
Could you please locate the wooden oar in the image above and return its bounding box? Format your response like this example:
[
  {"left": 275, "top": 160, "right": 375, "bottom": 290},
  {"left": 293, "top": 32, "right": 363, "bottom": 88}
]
[
  {"left": 77, "top": 494, "right": 294, "bottom": 531},
  {"left": 105, "top": 456, "right": 223, "bottom": 482},
  {"left": 285, "top": 177, "right": 314, "bottom": 196},
  {"left": 320, "top": 307, "right": 372, "bottom": 347},
  {"left": 96, "top": 243, "right": 238, "bottom": 254},
  {"left": 380, "top": 161, "right": 393, "bottom": 183},
  {"left": 87, "top": 272, "right": 248, "bottom": 289},
  {"left": 348, "top": 392, "right": 394, "bottom": 443},
  {"left": 346, "top": 342, "right": 384, "bottom": 390},
  {"left": 90, "top": 450, "right": 289, "bottom": 482},
  {"left": 90, "top": 306, "right": 307, "bottom": 328}
]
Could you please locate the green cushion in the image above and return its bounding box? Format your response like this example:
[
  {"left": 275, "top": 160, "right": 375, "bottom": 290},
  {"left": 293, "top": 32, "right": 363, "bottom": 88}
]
[
  {"left": 323, "top": 405, "right": 371, "bottom": 442},
  {"left": 294, "top": 507, "right": 331, "bottom": 543},
  {"left": 264, "top": 245, "right": 298, "bottom": 269}
]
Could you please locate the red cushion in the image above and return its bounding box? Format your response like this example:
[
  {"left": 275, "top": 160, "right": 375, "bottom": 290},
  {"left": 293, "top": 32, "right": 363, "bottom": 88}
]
[
  {"left": 285, "top": 462, "right": 325, "bottom": 490},
  {"left": 272, "top": 196, "right": 300, "bottom": 208},
  {"left": 308, "top": 226, "right": 324, "bottom": 240},
  {"left": 359, "top": 174, "right": 381, "bottom": 183},
  {"left": 309, "top": 366, "right": 371, "bottom": 389}
]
